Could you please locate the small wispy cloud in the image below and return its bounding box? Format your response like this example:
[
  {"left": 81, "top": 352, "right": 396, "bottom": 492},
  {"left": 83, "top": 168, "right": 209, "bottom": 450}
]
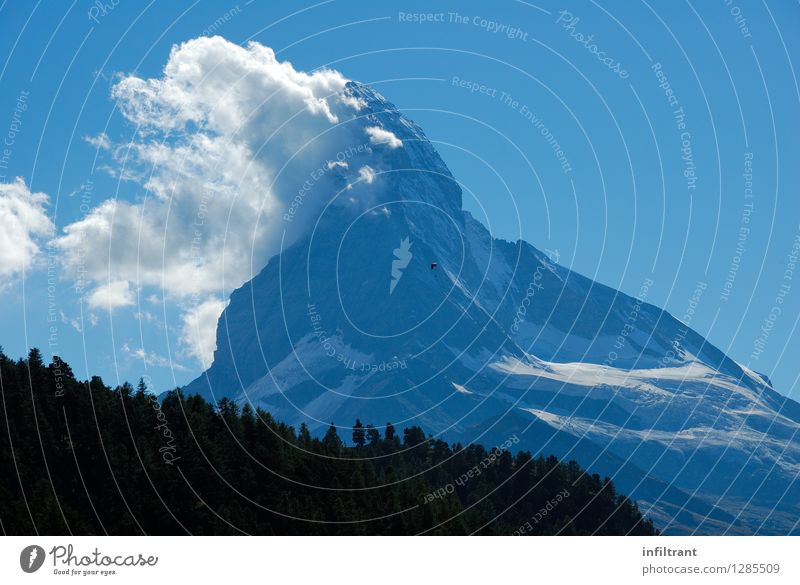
[
  {"left": 122, "top": 342, "right": 188, "bottom": 371},
  {"left": 365, "top": 126, "right": 403, "bottom": 149}
]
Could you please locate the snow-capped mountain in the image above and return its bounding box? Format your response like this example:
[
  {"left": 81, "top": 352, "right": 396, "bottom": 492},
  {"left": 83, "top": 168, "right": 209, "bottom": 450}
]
[{"left": 184, "top": 81, "right": 800, "bottom": 535}]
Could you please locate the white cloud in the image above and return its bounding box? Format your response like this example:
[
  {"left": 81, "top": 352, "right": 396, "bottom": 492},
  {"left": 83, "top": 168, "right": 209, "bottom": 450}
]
[
  {"left": 179, "top": 297, "right": 229, "bottom": 366},
  {"left": 86, "top": 280, "right": 135, "bottom": 312},
  {"left": 326, "top": 160, "right": 348, "bottom": 170},
  {"left": 60, "top": 310, "right": 83, "bottom": 333},
  {"left": 122, "top": 342, "right": 188, "bottom": 371},
  {"left": 55, "top": 36, "right": 388, "bottom": 364},
  {"left": 339, "top": 94, "right": 366, "bottom": 111},
  {"left": 0, "top": 178, "right": 53, "bottom": 283},
  {"left": 365, "top": 126, "right": 403, "bottom": 149},
  {"left": 357, "top": 165, "right": 376, "bottom": 184},
  {"left": 84, "top": 132, "right": 111, "bottom": 150},
  {"left": 111, "top": 36, "right": 347, "bottom": 133},
  {"left": 135, "top": 309, "right": 163, "bottom": 328}
]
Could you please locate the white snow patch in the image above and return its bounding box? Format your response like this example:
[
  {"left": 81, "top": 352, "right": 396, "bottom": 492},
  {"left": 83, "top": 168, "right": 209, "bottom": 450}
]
[
  {"left": 452, "top": 382, "right": 473, "bottom": 395},
  {"left": 491, "top": 355, "right": 763, "bottom": 402}
]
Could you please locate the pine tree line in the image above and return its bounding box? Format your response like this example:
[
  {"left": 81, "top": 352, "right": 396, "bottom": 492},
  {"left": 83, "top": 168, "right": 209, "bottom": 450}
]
[{"left": 0, "top": 348, "right": 657, "bottom": 535}]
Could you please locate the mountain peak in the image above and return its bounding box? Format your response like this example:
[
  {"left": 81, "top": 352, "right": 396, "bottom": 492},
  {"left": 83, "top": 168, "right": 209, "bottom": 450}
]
[{"left": 184, "top": 80, "right": 800, "bottom": 536}]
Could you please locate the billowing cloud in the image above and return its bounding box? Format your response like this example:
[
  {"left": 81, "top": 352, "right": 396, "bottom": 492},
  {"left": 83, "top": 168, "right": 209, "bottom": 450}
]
[
  {"left": 0, "top": 178, "right": 53, "bottom": 283},
  {"left": 55, "top": 36, "right": 386, "bottom": 363}
]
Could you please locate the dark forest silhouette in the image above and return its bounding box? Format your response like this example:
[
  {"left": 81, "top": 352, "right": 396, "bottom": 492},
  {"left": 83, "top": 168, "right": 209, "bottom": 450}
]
[{"left": 0, "top": 348, "right": 657, "bottom": 535}]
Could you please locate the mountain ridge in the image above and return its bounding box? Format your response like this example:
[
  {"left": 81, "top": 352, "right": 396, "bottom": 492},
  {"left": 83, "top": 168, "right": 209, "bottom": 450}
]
[{"left": 184, "top": 80, "right": 800, "bottom": 535}]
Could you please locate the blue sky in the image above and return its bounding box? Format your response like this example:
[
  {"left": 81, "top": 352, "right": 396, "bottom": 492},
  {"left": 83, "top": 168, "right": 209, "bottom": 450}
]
[{"left": 0, "top": 0, "right": 798, "bottom": 398}]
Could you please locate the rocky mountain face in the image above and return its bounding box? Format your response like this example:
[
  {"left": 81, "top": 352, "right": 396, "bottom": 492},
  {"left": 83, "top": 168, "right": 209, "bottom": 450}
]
[{"left": 184, "top": 81, "right": 800, "bottom": 535}]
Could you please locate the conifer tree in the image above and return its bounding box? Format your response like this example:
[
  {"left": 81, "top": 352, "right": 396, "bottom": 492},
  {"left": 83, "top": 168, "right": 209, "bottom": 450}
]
[
  {"left": 323, "top": 423, "right": 343, "bottom": 454},
  {"left": 366, "top": 424, "right": 380, "bottom": 447},
  {"left": 352, "top": 419, "right": 366, "bottom": 447}
]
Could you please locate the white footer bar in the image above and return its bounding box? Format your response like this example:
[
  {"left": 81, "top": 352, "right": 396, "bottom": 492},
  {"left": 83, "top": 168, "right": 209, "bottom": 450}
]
[{"left": 1, "top": 536, "right": 797, "bottom": 584}]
